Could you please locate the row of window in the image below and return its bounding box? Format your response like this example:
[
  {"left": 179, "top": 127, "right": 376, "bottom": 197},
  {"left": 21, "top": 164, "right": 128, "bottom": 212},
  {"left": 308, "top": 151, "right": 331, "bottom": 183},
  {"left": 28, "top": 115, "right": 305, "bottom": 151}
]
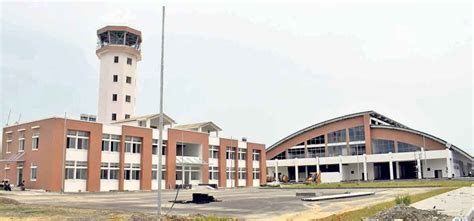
[
  {"left": 113, "top": 56, "right": 133, "bottom": 65},
  {"left": 221, "top": 147, "right": 261, "bottom": 161},
  {"left": 10, "top": 161, "right": 260, "bottom": 182},
  {"left": 224, "top": 167, "right": 261, "bottom": 180},
  {"left": 273, "top": 139, "right": 422, "bottom": 159},
  {"left": 111, "top": 113, "right": 130, "bottom": 121},
  {"left": 5, "top": 129, "right": 40, "bottom": 153},
  {"left": 112, "top": 94, "right": 132, "bottom": 103},
  {"left": 302, "top": 125, "right": 366, "bottom": 147},
  {"left": 112, "top": 75, "right": 133, "bottom": 84}
]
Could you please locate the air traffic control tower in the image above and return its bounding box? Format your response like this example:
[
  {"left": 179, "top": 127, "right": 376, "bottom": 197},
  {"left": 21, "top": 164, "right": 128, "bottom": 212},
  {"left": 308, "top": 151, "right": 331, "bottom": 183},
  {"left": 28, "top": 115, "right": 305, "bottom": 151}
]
[{"left": 96, "top": 26, "right": 142, "bottom": 123}]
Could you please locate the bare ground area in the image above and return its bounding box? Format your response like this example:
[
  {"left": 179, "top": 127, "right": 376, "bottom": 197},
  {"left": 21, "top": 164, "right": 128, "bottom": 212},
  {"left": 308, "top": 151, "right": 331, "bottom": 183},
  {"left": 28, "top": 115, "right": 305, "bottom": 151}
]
[{"left": 0, "top": 187, "right": 437, "bottom": 220}]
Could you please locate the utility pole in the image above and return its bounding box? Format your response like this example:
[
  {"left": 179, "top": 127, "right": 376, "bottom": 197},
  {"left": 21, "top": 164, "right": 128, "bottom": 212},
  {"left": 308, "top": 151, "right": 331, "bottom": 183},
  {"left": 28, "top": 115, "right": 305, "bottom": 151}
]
[{"left": 157, "top": 5, "right": 165, "bottom": 218}]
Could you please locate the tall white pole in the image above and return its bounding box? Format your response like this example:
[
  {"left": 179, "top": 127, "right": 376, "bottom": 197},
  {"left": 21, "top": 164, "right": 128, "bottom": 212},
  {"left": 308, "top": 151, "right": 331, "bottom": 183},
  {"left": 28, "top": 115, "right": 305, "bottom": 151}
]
[{"left": 157, "top": 5, "right": 165, "bottom": 217}]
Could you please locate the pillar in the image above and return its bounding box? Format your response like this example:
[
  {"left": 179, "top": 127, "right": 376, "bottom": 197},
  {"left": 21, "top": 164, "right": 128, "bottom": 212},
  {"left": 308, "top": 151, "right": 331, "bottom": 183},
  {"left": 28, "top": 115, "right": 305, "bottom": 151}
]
[
  {"left": 295, "top": 161, "right": 299, "bottom": 182},
  {"left": 275, "top": 159, "right": 279, "bottom": 182},
  {"left": 338, "top": 155, "right": 343, "bottom": 182},
  {"left": 396, "top": 161, "right": 400, "bottom": 179},
  {"left": 389, "top": 152, "right": 394, "bottom": 180},
  {"left": 363, "top": 154, "right": 368, "bottom": 181},
  {"left": 316, "top": 157, "right": 320, "bottom": 174},
  {"left": 416, "top": 152, "right": 422, "bottom": 179},
  {"left": 446, "top": 149, "right": 453, "bottom": 178}
]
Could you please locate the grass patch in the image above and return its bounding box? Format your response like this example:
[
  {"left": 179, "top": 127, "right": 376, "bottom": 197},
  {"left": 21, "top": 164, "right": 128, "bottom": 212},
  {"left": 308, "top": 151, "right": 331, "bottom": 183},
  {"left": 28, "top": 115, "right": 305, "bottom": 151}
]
[
  {"left": 394, "top": 193, "right": 411, "bottom": 205},
  {"left": 313, "top": 187, "right": 457, "bottom": 221},
  {"left": 278, "top": 180, "right": 474, "bottom": 189}
]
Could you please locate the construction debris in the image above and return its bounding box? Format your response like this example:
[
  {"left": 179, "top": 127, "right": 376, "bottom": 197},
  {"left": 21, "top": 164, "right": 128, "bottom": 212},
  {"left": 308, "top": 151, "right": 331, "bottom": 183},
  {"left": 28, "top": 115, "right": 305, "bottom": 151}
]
[
  {"left": 169, "top": 193, "right": 222, "bottom": 204},
  {"left": 367, "top": 204, "right": 453, "bottom": 221}
]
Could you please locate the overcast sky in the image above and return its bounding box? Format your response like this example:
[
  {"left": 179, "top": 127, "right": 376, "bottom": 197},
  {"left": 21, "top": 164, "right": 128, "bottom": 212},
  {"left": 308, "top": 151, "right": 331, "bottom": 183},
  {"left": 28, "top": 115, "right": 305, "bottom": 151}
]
[{"left": 1, "top": 0, "right": 472, "bottom": 154}]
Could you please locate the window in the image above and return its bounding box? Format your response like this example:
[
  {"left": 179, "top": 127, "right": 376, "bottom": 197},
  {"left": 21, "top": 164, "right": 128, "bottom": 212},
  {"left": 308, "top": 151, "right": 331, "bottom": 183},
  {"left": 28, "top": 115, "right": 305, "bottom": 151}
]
[
  {"left": 100, "top": 163, "right": 109, "bottom": 179},
  {"left": 307, "top": 135, "right": 325, "bottom": 145},
  {"left": 226, "top": 167, "right": 235, "bottom": 179},
  {"left": 238, "top": 148, "right": 246, "bottom": 160},
  {"left": 397, "top": 142, "right": 420, "bottom": 153},
  {"left": 328, "top": 145, "right": 345, "bottom": 156},
  {"left": 30, "top": 163, "right": 37, "bottom": 181},
  {"left": 65, "top": 161, "right": 75, "bottom": 179},
  {"left": 111, "top": 113, "right": 117, "bottom": 121},
  {"left": 350, "top": 144, "right": 366, "bottom": 155},
  {"left": 152, "top": 164, "right": 158, "bottom": 179},
  {"left": 126, "top": 76, "right": 132, "bottom": 84},
  {"left": 114, "top": 56, "right": 119, "bottom": 63},
  {"left": 238, "top": 167, "right": 246, "bottom": 179},
  {"left": 288, "top": 148, "right": 305, "bottom": 159},
  {"left": 252, "top": 150, "right": 260, "bottom": 161},
  {"left": 327, "top": 129, "right": 346, "bottom": 143},
  {"left": 125, "top": 95, "right": 131, "bottom": 103},
  {"left": 30, "top": 129, "right": 40, "bottom": 150},
  {"left": 124, "top": 163, "right": 140, "bottom": 180},
  {"left": 65, "top": 161, "right": 87, "bottom": 180},
  {"left": 253, "top": 168, "right": 260, "bottom": 179},
  {"left": 125, "top": 136, "right": 142, "bottom": 154},
  {"left": 226, "top": 147, "right": 235, "bottom": 160},
  {"left": 349, "top": 126, "right": 365, "bottom": 141},
  {"left": 75, "top": 161, "right": 87, "bottom": 179},
  {"left": 112, "top": 94, "right": 117, "bottom": 101},
  {"left": 18, "top": 130, "right": 25, "bottom": 152},
  {"left": 308, "top": 146, "right": 325, "bottom": 157},
  {"left": 102, "top": 134, "right": 120, "bottom": 152},
  {"left": 113, "top": 75, "right": 118, "bottom": 82},
  {"left": 209, "top": 166, "right": 219, "bottom": 180},
  {"left": 209, "top": 146, "right": 219, "bottom": 159},
  {"left": 127, "top": 57, "right": 132, "bottom": 65},
  {"left": 5, "top": 133, "right": 12, "bottom": 153},
  {"left": 152, "top": 165, "right": 166, "bottom": 180},
  {"left": 125, "top": 114, "right": 130, "bottom": 119},
  {"left": 372, "top": 139, "right": 395, "bottom": 154},
  {"left": 66, "top": 130, "right": 89, "bottom": 150},
  {"left": 109, "top": 163, "right": 120, "bottom": 179},
  {"left": 152, "top": 139, "right": 166, "bottom": 155},
  {"left": 272, "top": 152, "right": 286, "bottom": 160}
]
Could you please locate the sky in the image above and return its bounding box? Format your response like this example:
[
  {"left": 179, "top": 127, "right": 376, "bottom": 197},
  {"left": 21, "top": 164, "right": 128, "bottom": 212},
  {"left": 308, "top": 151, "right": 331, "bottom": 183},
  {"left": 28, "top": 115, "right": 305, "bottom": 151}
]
[{"left": 0, "top": 0, "right": 472, "bottom": 154}]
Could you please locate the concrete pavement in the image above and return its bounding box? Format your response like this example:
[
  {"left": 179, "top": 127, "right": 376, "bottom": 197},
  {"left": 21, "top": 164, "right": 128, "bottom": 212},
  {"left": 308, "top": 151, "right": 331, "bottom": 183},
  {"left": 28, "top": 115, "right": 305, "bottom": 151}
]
[
  {"left": 2, "top": 187, "right": 436, "bottom": 220},
  {"left": 412, "top": 186, "right": 474, "bottom": 220}
]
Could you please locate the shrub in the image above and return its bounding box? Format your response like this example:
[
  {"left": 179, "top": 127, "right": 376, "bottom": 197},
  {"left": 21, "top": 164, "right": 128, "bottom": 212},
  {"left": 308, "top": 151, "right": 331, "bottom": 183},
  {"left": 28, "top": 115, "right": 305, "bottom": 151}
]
[{"left": 395, "top": 194, "right": 411, "bottom": 205}]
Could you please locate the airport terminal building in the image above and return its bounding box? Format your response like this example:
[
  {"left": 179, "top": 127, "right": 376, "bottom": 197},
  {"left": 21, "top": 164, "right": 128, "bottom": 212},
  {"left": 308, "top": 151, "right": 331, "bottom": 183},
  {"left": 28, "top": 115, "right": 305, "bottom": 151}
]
[
  {"left": 266, "top": 111, "right": 473, "bottom": 183},
  {"left": 0, "top": 25, "right": 266, "bottom": 192}
]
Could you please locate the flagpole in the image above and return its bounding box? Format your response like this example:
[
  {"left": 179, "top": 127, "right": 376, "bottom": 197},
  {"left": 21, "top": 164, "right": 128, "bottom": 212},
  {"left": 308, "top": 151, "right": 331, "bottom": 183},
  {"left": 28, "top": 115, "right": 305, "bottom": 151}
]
[{"left": 157, "top": 5, "right": 166, "bottom": 218}]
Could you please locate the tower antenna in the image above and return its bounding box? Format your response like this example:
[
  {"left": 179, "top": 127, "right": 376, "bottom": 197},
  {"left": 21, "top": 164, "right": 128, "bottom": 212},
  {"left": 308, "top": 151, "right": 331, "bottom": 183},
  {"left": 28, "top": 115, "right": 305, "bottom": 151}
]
[
  {"left": 16, "top": 113, "right": 22, "bottom": 124},
  {"left": 5, "top": 109, "right": 11, "bottom": 126}
]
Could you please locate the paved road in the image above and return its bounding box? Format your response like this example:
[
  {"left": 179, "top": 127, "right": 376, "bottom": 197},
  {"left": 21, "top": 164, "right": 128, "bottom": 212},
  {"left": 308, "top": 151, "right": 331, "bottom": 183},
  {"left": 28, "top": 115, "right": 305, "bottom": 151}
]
[
  {"left": 412, "top": 186, "right": 474, "bottom": 219},
  {"left": 2, "top": 187, "right": 435, "bottom": 219}
]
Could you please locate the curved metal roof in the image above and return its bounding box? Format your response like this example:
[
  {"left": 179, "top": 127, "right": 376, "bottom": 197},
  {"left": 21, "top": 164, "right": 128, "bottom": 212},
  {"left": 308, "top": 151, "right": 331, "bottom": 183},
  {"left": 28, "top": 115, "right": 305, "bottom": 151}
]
[
  {"left": 267, "top": 111, "right": 377, "bottom": 151},
  {"left": 267, "top": 111, "right": 472, "bottom": 160}
]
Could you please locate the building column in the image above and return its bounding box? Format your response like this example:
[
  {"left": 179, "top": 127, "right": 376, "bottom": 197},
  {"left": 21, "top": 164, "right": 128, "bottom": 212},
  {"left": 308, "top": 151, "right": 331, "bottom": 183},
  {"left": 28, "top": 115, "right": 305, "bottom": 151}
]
[
  {"left": 396, "top": 161, "right": 400, "bottom": 179},
  {"left": 316, "top": 157, "right": 320, "bottom": 174},
  {"left": 275, "top": 160, "right": 279, "bottom": 182},
  {"left": 446, "top": 149, "right": 453, "bottom": 178},
  {"left": 416, "top": 152, "right": 422, "bottom": 179},
  {"left": 339, "top": 155, "right": 343, "bottom": 182},
  {"left": 295, "top": 161, "right": 299, "bottom": 182},
  {"left": 389, "top": 152, "right": 394, "bottom": 180},
  {"left": 363, "top": 154, "right": 368, "bottom": 181}
]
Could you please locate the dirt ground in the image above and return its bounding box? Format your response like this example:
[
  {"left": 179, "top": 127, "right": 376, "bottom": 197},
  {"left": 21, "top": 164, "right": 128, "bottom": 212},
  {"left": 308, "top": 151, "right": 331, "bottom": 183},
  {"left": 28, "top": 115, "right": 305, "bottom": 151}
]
[{"left": 0, "top": 187, "right": 438, "bottom": 220}]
